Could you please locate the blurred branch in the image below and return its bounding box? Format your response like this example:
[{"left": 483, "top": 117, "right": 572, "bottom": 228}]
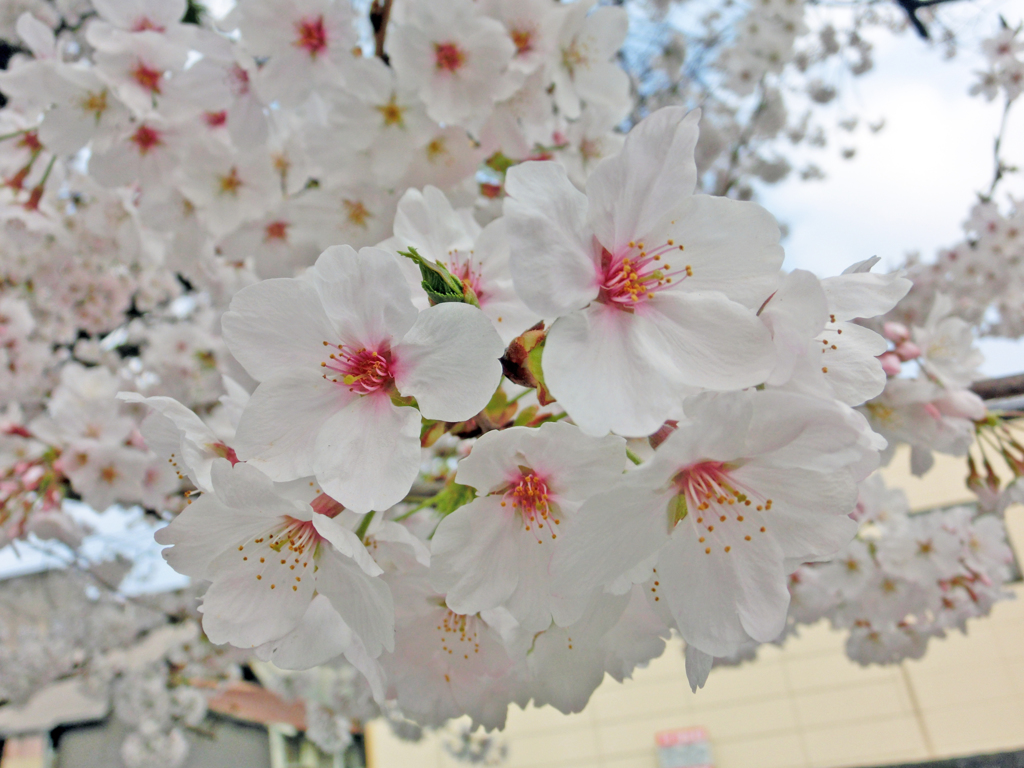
[
  {"left": 895, "top": 0, "right": 967, "bottom": 39},
  {"left": 370, "top": 0, "right": 394, "bottom": 61},
  {"left": 972, "top": 373, "right": 1024, "bottom": 400}
]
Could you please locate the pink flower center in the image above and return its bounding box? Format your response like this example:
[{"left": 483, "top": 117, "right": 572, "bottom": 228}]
[
  {"left": 264, "top": 220, "right": 289, "bottom": 241},
  {"left": 321, "top": 343, "right": 395, "bottom": 395},
  {"left": 672, "top": 460, "right": 772, "bottom": 554},
  {"left": 510, "top": 27, "right": 535, "bottom": 56},
  {"left": 129, "top": 125, "right": 163, "bottom": 155},
  {"left": 131, "top": 17, "right": 164, "bottom": 32},
  {"left": 132, "top": 61, "right": 163, "bottom": 93},
  {"left": 229, "top": 65, "right": 251, "bottom": 97},
  {"left": 204, "top": 110, "right": 228, "bottom": 127},
  {"left": 295, "top": 16, "right": 328, "bottom": 58},
  {"left": 501, "top": 471, "right": 558, "bottom": 540},
  {"left": 236, "top": 516, "right": 326, "bottom": 592},
  {"left": 434, "top": 42, "right": 466, "bottom": 72},
  {"left": 447, "top": 259, "right": 487, "bottom": 304},
  {"left": 598, "top": 241, "right": 692, "bottom": 309}
]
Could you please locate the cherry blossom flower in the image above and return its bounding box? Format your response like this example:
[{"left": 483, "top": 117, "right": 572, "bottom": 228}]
[
  {"left": 505, "top": 106, "right": 782, "bottom": 436},
  {"left": 389, "top": 186, "right": 542, "bottom": 342},
  {"left": 431, "top": 421, "right": 626, "bottom": 631},
  {"left": 222, "top": 245, "right": 504, "bottom": 513},
  {"left": 155, "top": 459, "right": 394, "bottom": 656},
  {"left": 387, "top": 0, "right": 516, "bottom": 132},
  {"left": 551, "top": 390, "right": 872, "bottom": 657}
]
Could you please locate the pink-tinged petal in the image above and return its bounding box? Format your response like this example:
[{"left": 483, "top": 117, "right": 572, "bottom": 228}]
[
  {"left": 310, "top": 245, "right": 417, "bottom": 348},
  {"left": 586, "top": 107, "right": 699, "bottom": 253},
  {"left": 550, "top": 473, "right": 671, "bottom": 597},
  {"left": 200, "top": 535, "right": 317, "bottom": 648},
  {"left": 222, "top": 278, "right": 338, "bottom": 382},
  {"left": 643, "top": 291, "right": 775, "bottom": 391},
  {"left": 234, "top": 372, "right": 353, "bottom": 482},
  {"left": 393, "top": 303, "right": 504, "bottom": 422},
  {"left": 312, "top": 395, "right": 421, "bottom": 514},
  {"left": 254, "top": 595, "right": 354, "bottom": 669},
  {"left": 454, "top": 427, "right": 532, "bottom": 494},
  {"left": 651, "top": 195, "right": 784, "bottom": 309},
  {"left": 430, "top": 496, "right": 521, "bottom": 616},
  {"left": 515, "top": 421, "right": 626, "bottom": 502},
  {"left": 544, "top": 304, "right": 684, "bottom": 437},
  {"left": 315, "top": 550, "right": 395, "bottom": 657},
  {"left": 311, "top": 513, "right": 384, "bottom": 577},
  {"left": 658, "top": 521, "right": 788, "bottom": 656},
  {"left": 505, "top": 161, "right": 599, "bottom": 317}
]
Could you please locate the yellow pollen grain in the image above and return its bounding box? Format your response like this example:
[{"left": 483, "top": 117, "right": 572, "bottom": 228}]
[
  {"left": 238, "top": 546, "right": 243, "bottom": 551},
  {"left": 260, "top": 557, "right": 265, "bottom": 563},
  {"left": 256, "top": 575, "right": 262, "bottom": 580},
  {"left": 725, "top": 546, "right": 731, "bottom": 552},
  {"left": 745, "top": 535, "right": 752, "bottom": 541},
  {"left": 271, "top": 584, "right": 275, "bottom": 589},
  {"left": 720, "top": 515, "right": 726, "bottom": 522},
  {"left": 737, "top": 515, "right": 745, "bottom": 521},
  {"left": 707, "top": 525, "right": 714, "bottom": 532},
  {"left": 699, "top": 537, "right": 705, "bottom": 543},
  {"left": 760, "top": 526, "right": 766, "bottom": 532},
  {"left": 705, "top": 547, "right": 711, "bottom": 554},
  {"left": 292, "top": 586, "right": 297, "bottom": 591}
]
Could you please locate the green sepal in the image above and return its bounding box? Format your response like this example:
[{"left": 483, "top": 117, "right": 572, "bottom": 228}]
[
  {"left": 667, "top": 494, "right": 688, "bottom": 528},
  {"left": 399, "top": 246, "right": 480, "bottom": 308}
]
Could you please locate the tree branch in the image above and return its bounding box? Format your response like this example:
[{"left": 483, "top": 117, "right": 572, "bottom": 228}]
[
  {"left": 972, "top": 373, "right": 1024, "bottom": 401},
  {"left": 370, "top": 0, "right": 394, "bottom": 61}
]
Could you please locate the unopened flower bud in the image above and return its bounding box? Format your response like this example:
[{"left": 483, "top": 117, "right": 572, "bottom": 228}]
[
  {"left": 882, "top": 321, "right": 910, "bottom": 343},
  {"left": 894, "top": 341, "right": 921, "bottom": 361},
  {"left": 878, "top": 352, "right": 902, "bottom": 376}
]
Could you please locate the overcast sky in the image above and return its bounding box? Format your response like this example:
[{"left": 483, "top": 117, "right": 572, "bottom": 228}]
[{"left": 758, "top": 0, "right": 1024, "bottom": 374}]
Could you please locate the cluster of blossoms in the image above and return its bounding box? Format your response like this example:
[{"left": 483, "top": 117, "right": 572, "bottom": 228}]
[
  {"left": 785, "top": 476, "right": 1015, "bottom": 665},
  {"left": 0, "top": 0, "right": 1018, "bottom": 764}
]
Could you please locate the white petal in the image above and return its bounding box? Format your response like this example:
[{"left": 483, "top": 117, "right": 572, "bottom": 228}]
[
  {"left": 430, "top": 496, "right": 522, "bottom": 616},
  {"left": 543, "top": 304, "right": 683, "bottom": 437},
  {"left": 586, "top": 107, "right": 699, "bottom": 253},
  {"left": 652, "top": 195, "right": 784, "bottom": 309},
  {"left": 550, "top": 473, "right": 671, "bottom": 597},
  {"left": 684, "top": 644, "right": 713, "bottom": 692},
  {"left": 312, "top": 395, "right": 422, "bottom": 514},
  {"left": 643, "top": 291, "right": 776, "bottom": 391},
  {"left": 316, "top": 550, "right": 395, "bottom": 657},
  {"left": 505, "top": 161, "right": 599, "bottom": 317},
  {"left": 393, "top": 303, "right": 504, "bottom": 422},
  {"left": 310, "top": 245, "right": 418, "bottom": 348},
  {"left": 311, "top": 513, "right": 384, "bottom": 577},
  {"left": 254, "top": 595, "right": 354, "bottom": 669},
  {"left": 372, "top": 520, "right": 431, "bottom": 567},
  {"left": 658, "top": 523, "right": 788, "bottom": 656},
  {"left": 822, "top": 272, "right": 912, "bottom": 322},
  {"left": 222, "top": 278, "right": 338, "bottom": 382},
  {"left": 201, "top": 534, "right": 316, "bottom": 648},
  {"left": 234, "top": 373, "right": 353, "bottom": 481}
]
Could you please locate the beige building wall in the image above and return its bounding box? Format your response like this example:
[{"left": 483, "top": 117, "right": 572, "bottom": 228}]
[{"left": 367, "top": 448, "right": 1024, "bottom": 768}]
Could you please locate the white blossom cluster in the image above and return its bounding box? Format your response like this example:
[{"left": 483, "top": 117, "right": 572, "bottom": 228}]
[{"left": 0, "top": 0, "right": 1017, "bottom": 761}]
